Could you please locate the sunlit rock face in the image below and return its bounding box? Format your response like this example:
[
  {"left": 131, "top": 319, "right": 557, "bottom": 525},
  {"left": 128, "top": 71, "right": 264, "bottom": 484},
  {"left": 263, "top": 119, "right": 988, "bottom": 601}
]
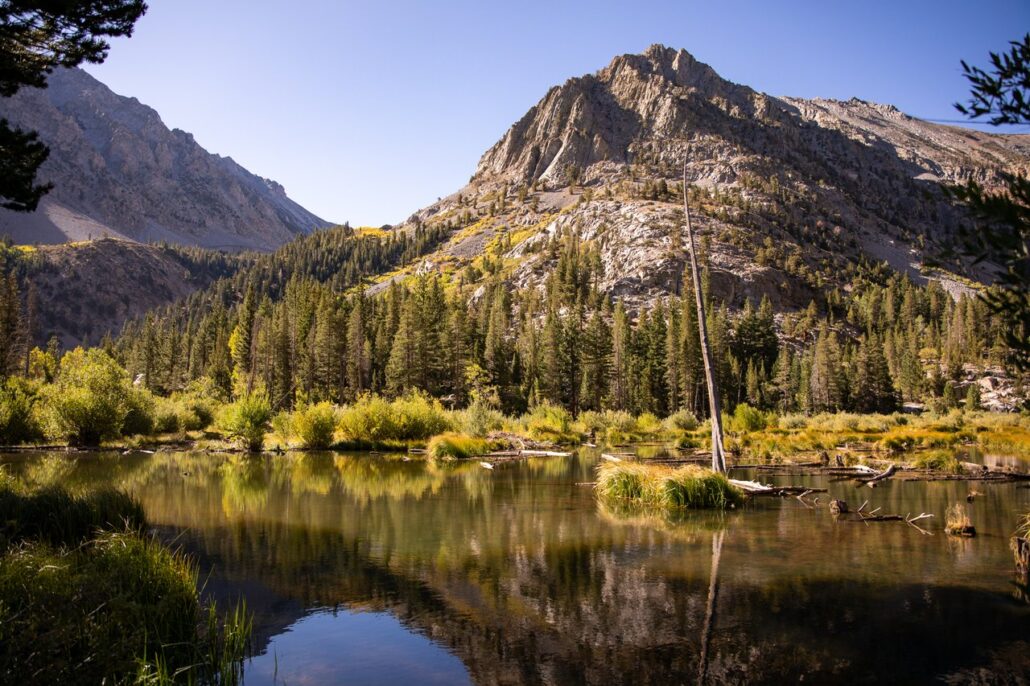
[
  {"left": 0, "top": 68, "right": 330, "bottom": 250},
  {"left": 401, "top": 44, "right": 1028, "bottom": 314}
]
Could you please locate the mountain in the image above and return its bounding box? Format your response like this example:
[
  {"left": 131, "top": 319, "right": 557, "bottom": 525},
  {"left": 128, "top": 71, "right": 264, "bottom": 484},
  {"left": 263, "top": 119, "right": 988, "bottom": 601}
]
[
  {"left": 391, "top": 44, "right": 1028, "bottom": 312},
  {"left": 0, "top": 68, "right": 330, "bottom": 251}
]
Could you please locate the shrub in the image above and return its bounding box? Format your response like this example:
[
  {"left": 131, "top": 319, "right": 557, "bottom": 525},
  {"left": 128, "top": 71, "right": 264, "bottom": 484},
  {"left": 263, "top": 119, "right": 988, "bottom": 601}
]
[
  {"left": 634, "top": 412, "right": 663, "bottom": 436},
  {"left": 292, "top": 402, "right": 338, "bottom": 449},
  {"left": 426, "top": 432, "right": 491, "bottom": 459},
  {"left": 338, "top": 394, "right": 399, "bottom": 443},
  {"left": 732, "top": 403, "right": 767, "bottom": 432},
  {"left": 456, "top": 397, "right": 504, "bottom": 437},
  {"left": 665, "top": 409, "right": 699, "bottom": 432},
  {"left": 391, "top": 392, "right": 451, "bottom": 440},
  {"left": 38, "top": 348, "right": 135, "bottom": 446},
  {"left": 0, "top": 378, "right": 41, "bottom": 445},
  {"left": 524, "top": 402, "right": 576, "bottom": 443},
  {"left": 595, "top": 462, "right": 743, "bottom": 510},
  {"left": 217, "top": 394, "right": 272, "bottom": 451},
  {"left": 121, "top": 387, "right": 156, "bottom": 437}
]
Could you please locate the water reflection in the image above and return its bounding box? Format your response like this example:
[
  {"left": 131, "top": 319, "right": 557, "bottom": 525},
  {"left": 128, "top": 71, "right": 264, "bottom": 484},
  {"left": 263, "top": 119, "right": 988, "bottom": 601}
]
[{"left": 1, "top": 450, "right": 1028, "bottom": 684}]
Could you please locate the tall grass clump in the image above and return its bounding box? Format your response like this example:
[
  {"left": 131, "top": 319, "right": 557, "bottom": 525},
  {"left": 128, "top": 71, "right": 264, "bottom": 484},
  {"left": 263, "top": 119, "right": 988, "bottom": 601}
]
[
  {"left": 0, "top": 482, "right": 145, "bottom": 550},
  {"left": 291, "top": 401, "right": 338, "bottom": 449},
  {"left": 426, "top": 432, "right": 491, "bottom": 459},
  {"left": 217, "top": 393, "right": 272, "bottom": 451},
  {"left": 945, "top": 503, "right": 975, "bottom": 536},
  {"left": 913, "top": 450, "right": 961, "bottom": 473},
  {"left": 595, "top": 462, "right": 743, "bottom": 510},
  {"left": 0, "top": 532, "right": 251, "bottom": 685}
]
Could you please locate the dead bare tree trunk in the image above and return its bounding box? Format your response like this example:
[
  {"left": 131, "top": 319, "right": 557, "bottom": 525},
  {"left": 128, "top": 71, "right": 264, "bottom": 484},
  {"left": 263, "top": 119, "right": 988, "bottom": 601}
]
[{"left": 683, "top": 161, "right": 727, "bottom": 474}]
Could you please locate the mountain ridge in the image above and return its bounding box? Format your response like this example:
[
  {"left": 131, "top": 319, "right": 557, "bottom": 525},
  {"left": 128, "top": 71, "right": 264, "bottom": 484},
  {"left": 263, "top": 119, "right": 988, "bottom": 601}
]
[{"left": 0, "top": 68, "right": 331, "bottom": 251}]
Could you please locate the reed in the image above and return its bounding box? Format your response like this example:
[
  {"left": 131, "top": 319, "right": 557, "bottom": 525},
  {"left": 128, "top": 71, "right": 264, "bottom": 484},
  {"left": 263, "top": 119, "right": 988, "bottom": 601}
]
[
  {"left": 595, "top": 462, "right": 744, "bottom": 510},
  {"left": 427, "top": 432, "right": 491, "bottom": 459}
]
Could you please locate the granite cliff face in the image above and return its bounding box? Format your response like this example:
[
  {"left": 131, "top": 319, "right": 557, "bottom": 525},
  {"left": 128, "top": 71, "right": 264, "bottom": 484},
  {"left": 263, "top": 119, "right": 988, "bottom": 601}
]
[
  {"left": 0, "top": 68, "right": 329, "bottom": 250},
  {"left": 390, "top": 44, "right": 1028, "bottom": 312}
]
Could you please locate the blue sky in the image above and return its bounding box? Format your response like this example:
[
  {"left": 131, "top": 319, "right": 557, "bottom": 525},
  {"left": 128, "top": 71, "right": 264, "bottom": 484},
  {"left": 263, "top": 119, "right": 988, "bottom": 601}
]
[{"left": 85, "top": 0, "right": 1028, "bottom": 226}]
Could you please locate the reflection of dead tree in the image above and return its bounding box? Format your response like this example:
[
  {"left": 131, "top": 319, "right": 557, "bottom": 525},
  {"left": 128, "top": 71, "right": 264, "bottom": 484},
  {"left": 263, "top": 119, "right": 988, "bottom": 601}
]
[{"left": 697, "top": 530, "right": 724, "bottom": 685}]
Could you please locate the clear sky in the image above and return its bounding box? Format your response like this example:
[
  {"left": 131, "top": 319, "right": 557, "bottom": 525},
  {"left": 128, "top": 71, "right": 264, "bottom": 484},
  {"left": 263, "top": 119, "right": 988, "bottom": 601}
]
[{"left": 84, "top": 0, "right": 1029, "bottom": 227}]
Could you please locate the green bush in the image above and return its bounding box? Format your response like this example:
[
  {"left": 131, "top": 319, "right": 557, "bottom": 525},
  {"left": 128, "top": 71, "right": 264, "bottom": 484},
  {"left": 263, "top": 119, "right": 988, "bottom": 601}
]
[
  {"left": 0, "top": 378, "right": 41, "bottom": 445},
  {"left": 635, "top": 412, "right": 663, "bottom": 436},
  {"left": 524, "top": 402, "right": 576, "bottom": 443},
  {"left": 121, "top": 387, "right": 156, "bottom": 437},
  {"left": 391, "top": 392, "right": 452, "bottom": 440},
  {"left": 337, "top": 393, "right": 452, "bottom": 443},
  {"left": 427, "top": 432, "right": 491, "bottom": 459},
  {"left": 217, "top": 394, "right": 272, "bottom": 451},
  {"left": 732, "top": 403, "right": 767, "bottom": 432},
  {"left": 292, "top": 402, "right": 338, "bottom": 449},
  {"left": 38, "top": 348, "right": 135, "bottom": 446},
  {"left": 338, "top": 394, "right": 399, "bottom": 442},
  {"left": 665, "top": 409, "right": 699, "bottom": 432},
  {"left": 455, "top": 397, "right": 504, "bottom": 437}
]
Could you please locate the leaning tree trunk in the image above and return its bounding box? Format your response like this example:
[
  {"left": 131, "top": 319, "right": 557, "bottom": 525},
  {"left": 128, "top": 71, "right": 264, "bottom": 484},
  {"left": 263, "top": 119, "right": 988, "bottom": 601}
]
[{"left": 683, "top": 162, "right": 727, "bottom": 474}]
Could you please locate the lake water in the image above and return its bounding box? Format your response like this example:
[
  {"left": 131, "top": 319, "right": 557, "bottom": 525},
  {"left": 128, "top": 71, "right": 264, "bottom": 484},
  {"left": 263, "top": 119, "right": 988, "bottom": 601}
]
[{"left": 3, "top": 450, "right": 1029, "bottom": 684}]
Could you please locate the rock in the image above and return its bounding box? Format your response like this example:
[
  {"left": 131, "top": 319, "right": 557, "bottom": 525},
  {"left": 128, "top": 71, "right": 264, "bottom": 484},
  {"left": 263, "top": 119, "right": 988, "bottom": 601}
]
[
  {"left": 830, "top": 499, "right": 849, "bottom": 515},
  {"left": 0, "top": 68, "right": 330, "bottom": 250}
]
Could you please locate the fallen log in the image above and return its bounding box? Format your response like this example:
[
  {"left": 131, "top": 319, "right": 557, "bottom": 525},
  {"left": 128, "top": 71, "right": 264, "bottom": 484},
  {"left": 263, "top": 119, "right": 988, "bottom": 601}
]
[
  {"left": 601, "top": 454, "right": 623, "bottom": 463},
  {"left": 519, "top": 449, "right": 572, "bottom": 457},
  {"left": 857, "top": 463, "right": 897, "bottom": 487},
  {"left": 728, "top": 479, "right": 827, "bottom": 497}
]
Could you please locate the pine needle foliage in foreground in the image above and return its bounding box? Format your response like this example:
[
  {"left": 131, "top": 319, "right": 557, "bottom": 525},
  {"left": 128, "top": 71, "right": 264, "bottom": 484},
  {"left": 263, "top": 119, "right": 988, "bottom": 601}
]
[{"left": 595, "top": 462, "right": 744, "bottom": 511}]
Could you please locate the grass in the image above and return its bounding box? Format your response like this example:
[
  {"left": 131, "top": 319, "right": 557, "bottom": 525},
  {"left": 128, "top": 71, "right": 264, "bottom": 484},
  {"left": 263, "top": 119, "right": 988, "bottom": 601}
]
[
  {"left": 1016, "top": 512, "right": 1030, "bottom": 539},
  {"left": 426, "top": 432, "right": 492, "bottom": 459},
  {"left": 0, "top": 481, "right": 145, "bottom": 549},
  {"left": 912, "top": 450, "right": 962, "bottom": 473},
  {"left": 945, "top": 503, "right": 974, "bottom": 536},
  {"left": 0, "top": 479, "right": 251, "bottom": 684},
  {"left": 595, "top": 462, "right": 744, "bottom": 511}
]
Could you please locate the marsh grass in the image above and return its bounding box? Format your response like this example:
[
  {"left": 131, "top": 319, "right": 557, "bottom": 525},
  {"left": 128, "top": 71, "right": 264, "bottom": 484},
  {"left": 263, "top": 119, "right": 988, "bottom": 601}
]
[
  {"left": 0, "top": 480, "right": 251, "bottom": 684},
  {"left": 913, "top": 450, "right": 962, "bottom": 473},
  {"left": 945, "top": 503, "right": 974, "bottom": 536},
  {"left": 595, "top": 462, "right": 744, "bottom": 511},
  {"left": 0, "top": 483, "right": 145, "bottom": 549},
  {"left": 427, "top": 432, "right": 492, "bottom": 459},
  {"left": 0, "top": 532, "right": 251, "bottom": 685}
]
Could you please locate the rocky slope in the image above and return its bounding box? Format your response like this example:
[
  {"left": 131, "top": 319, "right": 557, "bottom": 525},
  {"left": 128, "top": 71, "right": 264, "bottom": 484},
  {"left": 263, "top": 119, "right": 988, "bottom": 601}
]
[
  {"left": 386, "top": 45, "right": 1028, "bottom": 313},
  {"left": 0, "top": 68, "right": 330, "bottom": 251},
  {"left": 14, "top": 238, "right": 250, "bottom": 346}
]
